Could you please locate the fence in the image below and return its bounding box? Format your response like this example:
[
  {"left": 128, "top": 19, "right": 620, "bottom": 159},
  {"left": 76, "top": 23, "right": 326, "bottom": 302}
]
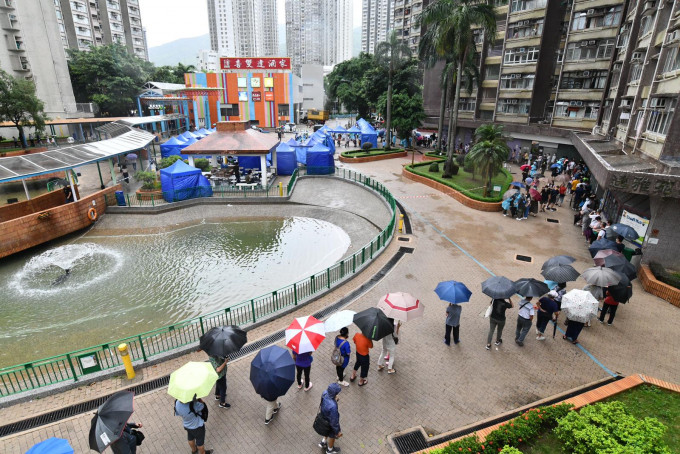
[{"left": 0, "top": 168, "right": 396, "bottom": 397}]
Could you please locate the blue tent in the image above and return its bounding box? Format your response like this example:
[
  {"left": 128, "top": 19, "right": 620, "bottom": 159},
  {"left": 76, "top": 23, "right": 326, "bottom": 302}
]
[
  {"left": 197, "top": 128, "right": 212, "bottom": 135},
  {"left": 181, "top": 131, "right": 200, "bottom": 141},
  {"left": 331, "top": 125, "right": 348, "bottom": 134},
  {"left": 356, "top": 118, "right": 378, "bottom": 148},
  {"left": 306, "top": 143, "right": 334, "bottom": 175},
  {"left": 285, "top": 138, "right": 298, "bottom": 146},
  {"left": 160, "top": 160, "right": 212, "bottom": 202},
  {"left": 348, "top": 125, "right": 361, "bottom": 133},
  {"left": 310, "top": 131, "right": 336, "bottom": 153},
  {"left": 160, "top": 136, "right": 189, "bottom": 158},
  {"left": 290, "top": 140, "right": 311, "bottom": 164},
  {"left": 276, "top": 142, "right": 296, "bottom": 175}
]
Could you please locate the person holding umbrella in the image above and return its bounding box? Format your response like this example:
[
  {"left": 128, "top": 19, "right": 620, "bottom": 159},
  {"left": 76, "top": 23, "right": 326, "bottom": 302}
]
[
  {"left": 200, "top": 326, "right": 248, "bottom": 409},
  {"left": 350, "top": 331, "right": 373, "bottom": 386},
  {"left": 317, "top": 383, "right": 343, "bottom": 454},
  {"left": 286, "top": 316, "right": 326, "bottom": 392},
  {"left": 535, "top": 291, "right": 560, "bottom": 341},
  {"left": 175, "top": 398, "right": 212, "bottom": 454},
  {"left": 250, "top": 345, "right": 296, "bottom": 425},
  {"left": 514, "top": 296, "right": 535, "bottom": 346},
  {"left": 377, "top": 319, "right": 400, "bottom": 374},
  {"left": 293, "top": 349, "right": 314, "bottom": 391},
  {"left": 481, "top": 276, "right": 516, "bottom": 350},
  {"left": 598, "top": 290, "right": 620, "bottom": 326},
  {"left": 333, "top": 327, "right": 352, "bottom": 386},
  {"left": 209, "top": 355, "right": 229, "bottom": 408}
]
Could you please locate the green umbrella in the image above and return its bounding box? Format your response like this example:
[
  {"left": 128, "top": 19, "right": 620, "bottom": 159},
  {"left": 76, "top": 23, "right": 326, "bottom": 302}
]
[{"left": 168, "top": 362, "right": 218, "bottom": 403}]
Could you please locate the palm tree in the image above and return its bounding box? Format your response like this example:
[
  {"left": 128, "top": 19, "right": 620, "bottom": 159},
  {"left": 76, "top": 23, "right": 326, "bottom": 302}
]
[
  {"left": 375, "top": 31, "right": 412, "bottom": 149},
  {"left": 418, "top": 0, "right": 497, "bottom": 176},
  {"left": 467, "top": 124, "right": 510, "bottom": 197},
  {"left": 173, "top": 63, "right": 196, "bottom": 83}
]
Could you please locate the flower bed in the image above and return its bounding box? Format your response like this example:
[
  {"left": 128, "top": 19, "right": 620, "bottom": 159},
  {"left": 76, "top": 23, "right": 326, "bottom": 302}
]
[
  {"left": 339, "top": 148, "right": 407, "bottom": 163},
  {"left": 639, "top": 265, "right": 680, "bottom": 308}
]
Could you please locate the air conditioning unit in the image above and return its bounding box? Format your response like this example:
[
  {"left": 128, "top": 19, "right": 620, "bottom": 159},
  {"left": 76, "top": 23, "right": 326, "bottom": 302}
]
[
  {"left": 8, "top": 13, "right": 16, "bottom": 20},
  {"left": 515, "top": 73, "right": 523, "bottom": 78},
  {"left": 580, "top": 41, "right": 589, "bottom": 47},
  {"left": 524, "top": 20, "right": 531, "bottom": 25},
  {"left": 510, "top": 74, "right": 518, "bottom": 79},
  {"left": 569, "top": 101, "right": 584, "bottom": 107}
]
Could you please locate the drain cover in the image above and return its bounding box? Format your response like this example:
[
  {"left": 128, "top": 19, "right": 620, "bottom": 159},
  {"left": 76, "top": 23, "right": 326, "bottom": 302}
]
[
  {"left": 399, "top": 247, "right": 415, "bottom": 254},
  {"left": 547, "top": 218, "right": 560, "bottom": 223},
  {"left": 515, "top": 254, "right": 533, "bottom": 263},
  {"left": 398, "top": 237, "right": 411, "bottom": 242}
]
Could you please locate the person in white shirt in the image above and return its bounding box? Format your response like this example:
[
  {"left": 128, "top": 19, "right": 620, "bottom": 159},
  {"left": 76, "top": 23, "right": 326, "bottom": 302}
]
[{"left": 515, "top": 297, "right": 535, "bottom": 346}]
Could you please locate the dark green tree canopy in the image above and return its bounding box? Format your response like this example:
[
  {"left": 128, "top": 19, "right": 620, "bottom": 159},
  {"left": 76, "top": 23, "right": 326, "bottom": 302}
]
[
  {"left": 0, "top": 70, "right": 47, "bottom": 147},
  {"left": 377, "top": 92, "right": 425, "bottom": 142}
]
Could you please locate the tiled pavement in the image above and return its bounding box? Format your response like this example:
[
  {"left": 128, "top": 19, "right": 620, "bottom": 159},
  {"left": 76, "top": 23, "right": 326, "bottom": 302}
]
[{"left": 2, "top": 156, "right": 679, "bottom": 453}]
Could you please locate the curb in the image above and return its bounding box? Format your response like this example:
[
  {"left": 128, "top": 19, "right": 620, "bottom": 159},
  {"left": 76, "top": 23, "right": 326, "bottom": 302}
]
[{"left": 339, "top": 151, "right": 408, "bottom": 163}]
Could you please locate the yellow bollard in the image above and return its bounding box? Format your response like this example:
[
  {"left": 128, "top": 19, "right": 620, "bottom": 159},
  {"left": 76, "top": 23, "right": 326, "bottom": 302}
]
[
  {"left": 118, "top": 343, "right": 136, "bottom": 379},
  {"left": 398, "top": 214, "right": 404, "bottom": 233},
  {"left": 279, "top": 181, "right": 283, "bottom": 196}
]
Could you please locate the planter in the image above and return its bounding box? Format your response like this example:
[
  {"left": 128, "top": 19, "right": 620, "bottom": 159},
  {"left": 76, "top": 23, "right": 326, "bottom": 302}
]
[
  {"left": 339, "top": 150, "right": 407, "bottom": 163},
  {"left": 639, "top": 265, "right": 680, "bottom": 307},
  {"left": 135, "top": 189, "right": 163, "bottom": 201}
]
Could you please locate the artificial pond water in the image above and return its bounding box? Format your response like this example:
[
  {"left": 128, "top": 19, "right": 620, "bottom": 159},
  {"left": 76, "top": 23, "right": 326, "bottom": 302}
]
[{"left": 0, "top": 217, "right": 350, "bottom": 367}]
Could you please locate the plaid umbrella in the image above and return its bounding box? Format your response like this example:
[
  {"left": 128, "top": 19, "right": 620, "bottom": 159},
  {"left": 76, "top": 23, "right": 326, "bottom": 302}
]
[
  {"left": 542, "top": 255, "right": 576, "bottom": 271},
  {"left": 541, "top": 263, "right": 580, "bottom": 282}
]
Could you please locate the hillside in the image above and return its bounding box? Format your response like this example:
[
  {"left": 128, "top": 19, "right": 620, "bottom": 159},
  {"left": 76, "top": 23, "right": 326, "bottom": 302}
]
[{"left": 148, "top": 34, "right": 211, "bottom": 66}]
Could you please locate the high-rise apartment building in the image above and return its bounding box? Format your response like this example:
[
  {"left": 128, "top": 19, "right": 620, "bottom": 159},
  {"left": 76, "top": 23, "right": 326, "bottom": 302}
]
[
  {"left": 362, "top": 0, "right": 393, "bottom": 54},
  {"left": 392, "top": 0, "right": 429, "bottom": 55},
  {"left": 54, "top": 0, "right": 148, "bottom": 60},
  {"left": 422, "top": 0, "right": 680, "bottom": 269},
  {"left": 207, "top": 0, "right": 278, "bottom": 58},
  {"left": 0, "top": 0, "right": 78, "bottom": 118},
  {"left": 286, "top": 0, "right": 352, "bottom": 75}
]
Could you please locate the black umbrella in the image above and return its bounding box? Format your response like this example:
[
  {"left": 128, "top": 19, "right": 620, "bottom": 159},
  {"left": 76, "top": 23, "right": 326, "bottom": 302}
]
[
  {"left": 603, "top": 255, "right": 637, "bottom": 281},
  {"left": 250, "top": 345, "right": 295, "bottom": 401},
  {"left": 608, "top": 223, "right": 639, "bottom": 241},
  {"left": 481, "top": 276, "right": 516, "bottom": 299},
  {"left": 607, "top": 271, "right": 632, "bottom": 303},
  {"left": 199, "top": 325, "right": 247, "bottom": 358},
  {"left": 514, "top": 278, "right": 550, "bottom": 298},
  {"left": 541, "top": 255, "right": 576, "bottom": 271},
  {"left": 89, "top": 391, "right": 134, "bottom": 453},
  {"left": 353, "top": 307, "right": 394, "bottom": 340},
  {"left": 589, "top": 239, "right": 619, "bottom": 258},
  {"left": 541, "top": 263, "right": 580, "bottom": 282}
]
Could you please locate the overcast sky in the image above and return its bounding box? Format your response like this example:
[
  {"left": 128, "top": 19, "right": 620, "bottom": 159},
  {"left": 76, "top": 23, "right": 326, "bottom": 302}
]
[{"left": 139, "top": 0, "right": 362, "bottom": 48}]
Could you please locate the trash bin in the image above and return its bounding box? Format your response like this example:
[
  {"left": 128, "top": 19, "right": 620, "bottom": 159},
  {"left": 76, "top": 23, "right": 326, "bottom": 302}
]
[
  {"left": 631, "top": 248, "right": 643, "bottom": 268},
  {"left": 115, "top": 190, "right": 126, "bottom": 206},
  {"left": 622, "top": 247, "right": 634, "bottom": 262}
]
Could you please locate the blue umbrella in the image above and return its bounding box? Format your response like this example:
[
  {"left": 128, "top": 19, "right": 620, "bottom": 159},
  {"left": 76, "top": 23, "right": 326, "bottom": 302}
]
[
  {"left": 434, "top": 280, "right": 472, "bottom": 304},
  {"left": 27, "top": 437, "right": 74, "bottom": 454},
  {"left": 550, "top": 163, "right": 561, "bottom": 169},
  {"left": 250, "top": 345, "right": 295, "bottom": 401},
  {"left": 510, "top": 182, "right": 525, "bottom": 188},
  {"left": 544, "top": 280, "right": 558, "bottom": 290}
]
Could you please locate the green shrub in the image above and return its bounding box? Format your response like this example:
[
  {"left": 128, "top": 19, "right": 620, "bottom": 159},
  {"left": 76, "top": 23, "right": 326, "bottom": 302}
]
[
  {"left": 433, "top": 434, "right": 483, "bottom": 453},
  {"left": 134, "top": 171, "right": 157, "bottom": 190},
  {"left": 649, "top": 263, "right": 680, "bottom": 290},
  {"left": 193, "top": 158, "right": 210, "bottom": 172},
  {"left": 429, "top": 162, "right": 440, "bottom": 172},
  {"left": 500, "top": 447, "right": 523, "bottom": 454},
  {"left": 463, "top": 153, "right": 474, "bottom": 173},
  {"left": 555, "top": 401, "right": 670, "bottom": 454},
  {"left": 451, "top": 164, "right": 459, "bottom": 175},
  {"left": 362, "top": 142, "right": 373, "bottom": 150},
  {"left": 455, "top": 155, "right": 465, "bottom": 167},
  {"left": 160, "top": 155, "right": 185, "bottom": 169}
]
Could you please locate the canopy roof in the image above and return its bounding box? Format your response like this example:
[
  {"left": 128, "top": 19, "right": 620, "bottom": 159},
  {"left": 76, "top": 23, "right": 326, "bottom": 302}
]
[
  {"left": 160, "top": 159, "right": 201, "bottom": 177},
  {"left": 182, "top": 121, "right": 279, "bottom": 155},
  {"left": 0, "top": 122, "right": 154, "bottom": 183}
]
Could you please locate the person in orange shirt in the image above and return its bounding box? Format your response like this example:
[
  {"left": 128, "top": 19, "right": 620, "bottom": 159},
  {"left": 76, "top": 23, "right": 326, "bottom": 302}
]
[{"left": 349, "top": 332, "right": 373, "bottom": 386}]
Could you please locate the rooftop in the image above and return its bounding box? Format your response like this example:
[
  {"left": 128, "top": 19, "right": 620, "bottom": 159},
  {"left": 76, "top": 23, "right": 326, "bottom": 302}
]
[{"left": 182, "top": 121, "right": 280, "bottom": 155}]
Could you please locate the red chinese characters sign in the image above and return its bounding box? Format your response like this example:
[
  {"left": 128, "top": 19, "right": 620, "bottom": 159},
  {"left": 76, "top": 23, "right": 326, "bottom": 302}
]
[{"left": 220, "top": 58, "right": 291, "bottom": 71}]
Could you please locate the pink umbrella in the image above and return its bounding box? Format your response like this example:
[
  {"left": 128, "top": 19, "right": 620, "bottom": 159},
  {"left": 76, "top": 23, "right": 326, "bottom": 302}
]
[
  {"left": 593, "top": 249, "right": 623, "bottom": 267},
  {"left": 377, "top": 292, "right": 424, "bottom": 322},
  {"left": 285, "top": 316, "right": 325, "bottom": 354}
]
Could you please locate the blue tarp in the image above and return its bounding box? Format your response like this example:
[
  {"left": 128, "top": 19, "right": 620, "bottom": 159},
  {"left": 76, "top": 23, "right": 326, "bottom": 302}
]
[
  {"left": 160, "top": 136, "right": 189, "bottom": 158},
  {"left": 306, "top": 143, "right": 334, "bottom": 175},
  {"left": 356, "top": 118, "right": 378, "bottom": 148},
  {"left": 331, "top": 125, "right": 348, "bottom": 134},
  {"left": 237, "top": 156, "right": 261, "bottom": 170},
  {"left": 310, "top": 131, "right": 336, "bottom": 153},
  {"left": 181, "top": 131, "right": 200, "bottom": 141},
  {"left": 160, "top": 159, "right": 212, "bottom": 202},
  {"left": 285, "top": 138, "right": 298, "bottom": 146},
  {"left": 276, "top": 142, "right": 297, "bottom": 175},
  {"left": 197, "top": 128, "right": 212, "bottom": 135}
]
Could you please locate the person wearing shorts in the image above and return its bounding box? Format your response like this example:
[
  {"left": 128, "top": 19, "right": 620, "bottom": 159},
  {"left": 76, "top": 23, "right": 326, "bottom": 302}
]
[{"left": 175, "top": 398, "right": 213, "bottom": 454}]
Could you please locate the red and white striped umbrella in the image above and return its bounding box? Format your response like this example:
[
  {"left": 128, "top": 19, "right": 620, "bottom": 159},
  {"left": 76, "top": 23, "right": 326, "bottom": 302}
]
[
  {"left": 377, "top": 292, "right": 424, "bottom": 322},
  {"left": 285, "top": 316, "right": 326, "bottom": 354}
]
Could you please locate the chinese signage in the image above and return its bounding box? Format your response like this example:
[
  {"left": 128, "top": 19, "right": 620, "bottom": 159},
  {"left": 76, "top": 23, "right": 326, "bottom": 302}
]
[
  {"left": 220, "top": 57, "right": 291, "bottom": 70},
  {"left": 619, "top": 210, "right": 649, "bottom": 245},
  {"left": 252, "top": 91, "right": 261, "bottom": 102},
  {"left": 608, "top": 171, "right": 680, "bottom": 198},
  {"left": 264, "top": 91, "right": 274, "bottom": 101}
]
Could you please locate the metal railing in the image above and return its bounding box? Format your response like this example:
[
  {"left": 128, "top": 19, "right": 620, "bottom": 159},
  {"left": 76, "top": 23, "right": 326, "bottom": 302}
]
[{"left": 0, "top": 168, "right": 396, "bottom": 397}]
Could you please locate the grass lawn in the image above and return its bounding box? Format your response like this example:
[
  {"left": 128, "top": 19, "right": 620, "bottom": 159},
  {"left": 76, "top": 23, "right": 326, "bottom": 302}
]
[
  {"left": 521, "top": 385, "right": 680, "bottom": 453},
  {"left": 407, "top": 161, "right": 511, "bottom": 202},
  {"left": 341, "top": 148, "right": 404, "bottom": 158}
]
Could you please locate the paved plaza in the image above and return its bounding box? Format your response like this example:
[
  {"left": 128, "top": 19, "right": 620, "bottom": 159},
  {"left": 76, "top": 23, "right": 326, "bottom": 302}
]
[{"left": 2, "top": 156, "right": 679, "bottom": 453}]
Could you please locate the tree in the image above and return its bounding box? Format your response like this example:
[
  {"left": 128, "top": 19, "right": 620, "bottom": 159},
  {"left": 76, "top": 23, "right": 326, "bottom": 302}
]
[
  {"left": 173, "top": 63, "right": 195, "bottom": 83},
  {"left": 418, "top": 0, "right": 496, "bottom": 175},
  {"left": 0, "top": 70, "right": 48, "bottom": 148},
  {"left": 377, "top": 92, "right": 425, "bottom": 146},
  {"left": 375, "top": 32, "right": 413, "bottom": 150},
  {"left": 326, "top": 53, "right": 377, "bottom": 119},
  {"left": 68, "top": 44, "right": 154, "bottom": 116},
  {"left": 467, "top": 124, "right": 510, "bottom": 197}
]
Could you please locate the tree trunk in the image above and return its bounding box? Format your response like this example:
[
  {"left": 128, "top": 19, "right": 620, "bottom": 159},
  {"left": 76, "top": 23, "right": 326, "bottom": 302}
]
[
  {"left": 16, "top": 124, "right": 26, "bottom": 148},
  {"left": 385, "top": 64, "right": 393, "bottom": 150},
  {"left": 436, "top": 78, "right": 448, "bottom": 152},
  {"left": 444, "top": 60, "right": 463, "bottom": 177}
]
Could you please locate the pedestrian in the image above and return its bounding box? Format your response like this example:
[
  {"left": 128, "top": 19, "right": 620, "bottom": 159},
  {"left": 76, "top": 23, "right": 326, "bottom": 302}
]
[
  {"left": 563, "top": 319, "right": 585, "bottom": 344},
  {"left": 209, "top": 354, "right": 230, "bottom": 408},
  {"left": 174, "top": 398, "right": 213, "bottom": 454},
  {"left": 516, "top": 194, "right": 527, "bottom": 221},
  {"left": 333, "top": 327, "right": 351, "bottom": 386},
  {"left": 535, "top": 291, "right": 560, "bottom": 340},
  {"left": 317, "top": 383, "right": 343, "bottom": 454},
  {"left": 263, "top": 397, "right": 281, "bottom": 425},
  {"left": 598, "top": 290, "right": 619, "bottom": 326},
  {"left": 12, "top": 136, "right": 17, "bottom": 147},
  {"left": 349, "top": 331, "right": 372, "bottom": 386},
  {"left": 293, "top": 349, "right": 313, "bottom": 391},
  {"left": 444, "top": 303, "right": 462, "bottom": 345},
  {"left": 515, "top": 296, "right": 535, "bottom": 346},
  {"left": 558, "top": 184, "right": 567, "bottom": 206},
  {"left": 596, "top": 222, "right": 608, "bottom": 241},
  {"left": 615, "top": 235, "right": 626, "bottom": 253},
  {"left": 110, "top": 421, "right": 143, "bottom": 454},
  {"left": 377, "top": 319, "right": 400, "bottom": 374},
  {"left": 486, "top": 297, "right": 514, "bottom": 350}
]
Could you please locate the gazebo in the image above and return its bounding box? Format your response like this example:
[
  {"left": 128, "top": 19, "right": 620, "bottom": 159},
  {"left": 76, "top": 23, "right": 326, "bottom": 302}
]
[{"left": 181, "top": 121, "right": 280, "bottom": 188}]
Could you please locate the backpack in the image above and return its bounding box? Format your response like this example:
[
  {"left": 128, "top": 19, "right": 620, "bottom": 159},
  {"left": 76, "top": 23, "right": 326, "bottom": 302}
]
[
  {"left": 174, "top": 399, "right": 209, "bottom": 423},
  {"left": 131, "top": 429, "right": 145, "bottom": 446},
  {"left": 330, "top": 339, "right": 348, "bottom": 366}
]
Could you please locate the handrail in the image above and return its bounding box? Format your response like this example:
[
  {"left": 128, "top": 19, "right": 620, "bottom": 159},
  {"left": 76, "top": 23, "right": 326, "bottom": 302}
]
[{"left": 0, "top": 168, "right": 397, "bottom": 397}]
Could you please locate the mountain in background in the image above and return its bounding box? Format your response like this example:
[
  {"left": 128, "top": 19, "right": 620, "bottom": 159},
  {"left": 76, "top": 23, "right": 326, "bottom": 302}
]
[{"left": 148, "top": 34, "right": 211, "bottom": 66}]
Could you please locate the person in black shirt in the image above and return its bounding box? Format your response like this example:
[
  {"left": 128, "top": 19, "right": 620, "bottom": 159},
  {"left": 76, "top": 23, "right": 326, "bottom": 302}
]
[{"left": 486, "top": 298, "right": 514, "bottom": 350}]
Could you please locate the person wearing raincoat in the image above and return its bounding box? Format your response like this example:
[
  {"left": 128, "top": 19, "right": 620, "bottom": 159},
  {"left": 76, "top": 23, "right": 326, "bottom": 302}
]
[{"left": 317, "top": 383, "right": 343, "bottom": 454}]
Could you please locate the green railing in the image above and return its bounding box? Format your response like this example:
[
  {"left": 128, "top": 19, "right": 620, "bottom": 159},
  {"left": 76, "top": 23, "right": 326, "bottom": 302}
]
[{"left": 0, "top": 168, "right": 396, "bottom": 397}]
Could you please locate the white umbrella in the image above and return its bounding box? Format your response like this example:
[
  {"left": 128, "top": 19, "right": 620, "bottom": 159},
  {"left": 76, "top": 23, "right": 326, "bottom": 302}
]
[
  {"left": 324, "top": 310, "right": 356, "bottom": 333},
  {"left": 561, "top": 289, "right": 599, "bottom": 323}
]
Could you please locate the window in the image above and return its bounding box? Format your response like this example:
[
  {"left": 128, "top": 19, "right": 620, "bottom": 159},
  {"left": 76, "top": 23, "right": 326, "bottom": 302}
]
[
  {"left": 565, "top": 39, "right": 614, "bottom": 61},
  {"left": 554, "top": 101, "right": 599, "bottom": 119},
  {"left": 485, "top": 64, "right": 500, "bottom": 79},
  {"left": 610, "top": 63, "right": 622, "bottom": 86},
  {"left": 459, "top": 98, "right": 476, "bottom": 111},
  {"left": 221, "top": 104, "right": 239, "bottom": 117},
  {"left": 629, "top": 64, "right": 642, "bottom": 83},
  {"left": 500, "top": 73, "right": 535, "bottom": 89},
  {"left": 646, "top": 98, "right": 676, "bottom": 136},
  {"left": 596, "top": 39, "right": 614, "bottom": 59},
  {"left": 510, "top": 0, "right": 546, "bottom": 13},
  {"left": 503, "top": 47, "right": 539, "bottom": 65},
  {"left": 559, "top": 70, "right": 607, "bottom": 89},
  {"left": 662, "top": 47, "right": 680, "bottom": 73},
  {"left": 602, "top": 100, "right": 613, "bottom": 123},
  {"left": 496, "top": 98, "right": 531, "bottom": 114},
  {"left": 572, "top": 6, "right": 622, "bottom": 31},
  {"left": 278, "top": 104, "right": 289, "bottom": 116},
  {"left": 640, "top": 14, "right": 655, "bottom": 36},
  {"left": 507, "top": 19, "right": 544, "bottom": 39}
]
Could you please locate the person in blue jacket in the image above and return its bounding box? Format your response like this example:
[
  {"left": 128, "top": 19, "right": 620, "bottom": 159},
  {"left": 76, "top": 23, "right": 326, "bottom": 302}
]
[
  {"left": 318, "top": 383, "right": 343, "bottom": 454},
  {"left": 334, "top": 327, "right": 351, "bottom": 387},
  {"left": 292, "top": 349, "right": 314, "bottom": 392}
]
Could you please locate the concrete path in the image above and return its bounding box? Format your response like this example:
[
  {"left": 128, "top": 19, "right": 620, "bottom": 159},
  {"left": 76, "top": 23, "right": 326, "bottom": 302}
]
[{"left": 1, "top": 157, "right": 678, "bottom": 454}]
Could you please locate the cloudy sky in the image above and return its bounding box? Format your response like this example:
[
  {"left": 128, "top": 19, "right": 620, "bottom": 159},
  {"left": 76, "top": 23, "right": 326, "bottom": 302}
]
[{"left": 139, "top": 0, "right": 362, "bottom": 48}]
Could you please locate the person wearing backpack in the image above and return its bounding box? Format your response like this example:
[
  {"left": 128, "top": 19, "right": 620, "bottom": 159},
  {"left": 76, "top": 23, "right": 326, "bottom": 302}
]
[
  {"left": 332, "top": 327, "right": 351, "bottom": 387},
  {"left": 174, "top": 398, "right": 213, "bottom": 454}
]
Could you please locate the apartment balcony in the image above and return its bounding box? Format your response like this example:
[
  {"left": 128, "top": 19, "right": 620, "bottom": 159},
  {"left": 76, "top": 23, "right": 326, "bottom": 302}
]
[
  {"left": 498, "top": 89, "right": 532, "bottom": 99},
  {"left": 0, "top": 0, "right": 14, "bottom": 9},
  {"left": 2, "top": 13, "right": 18, "bottom": 30},
  {"left": 12, "top": 56, "right": 29, "bottom": 72},
  {"left": 9, "top": 38, "right": 24, "bottom": 52},
  {"left": 556, "top": 89, "right": 604, "bottom": 101},
  {"left": 552, "top": 116, "right": 597, "bottom": 130},
  {"left": 562, "top": 59, "right": 610, "bottom": 72},
  {"left": 106, "top": 2, "right": 120, "bottom": 11}
]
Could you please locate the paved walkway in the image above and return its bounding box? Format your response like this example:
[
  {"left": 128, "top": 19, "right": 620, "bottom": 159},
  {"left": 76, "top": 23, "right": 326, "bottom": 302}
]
[{"left": 2, "top": 157, "right": 679, "bottom": 453}]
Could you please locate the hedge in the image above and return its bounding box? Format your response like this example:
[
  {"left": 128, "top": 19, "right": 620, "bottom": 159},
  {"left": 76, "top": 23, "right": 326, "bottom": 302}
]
[
  {"left": 649, "top": 263, "right": 680, "bottom": 290},
  {"left": 340, "top": 148, "right": 405, "bottom": 158}
]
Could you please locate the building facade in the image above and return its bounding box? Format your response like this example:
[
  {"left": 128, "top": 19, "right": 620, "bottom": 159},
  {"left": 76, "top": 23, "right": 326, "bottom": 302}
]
[
  {"left": 0, "top": 0, "right": 80, "bottom": 119},
  {"left": 196, "top": 49, "right": 220, "bottom": 72},
  {"left": 300, "top": 64, "right": 325, "bottom": 111},
  {"left": 207, "top": 0, "right": 278, "bottom": 58},
  {"left": 362, "top": 0, "right": 393, "bottom": 54},
  {"left": 422, "top": 0, "right": 680, "bottom": 269},
  {"left": 392, "top": 0, "right": 428, "bottom": 55},
  {"left": 54, "top": 0, "right": 148, "bottom": 60}
]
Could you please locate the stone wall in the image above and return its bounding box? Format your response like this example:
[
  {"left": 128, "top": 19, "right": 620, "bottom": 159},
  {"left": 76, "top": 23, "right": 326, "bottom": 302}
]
[
  {"left": 639, "top": 265, "right": 680, "bottom": 308},
  {"left": 0, "top": 185, "right": 121, "bottom": 259}
]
